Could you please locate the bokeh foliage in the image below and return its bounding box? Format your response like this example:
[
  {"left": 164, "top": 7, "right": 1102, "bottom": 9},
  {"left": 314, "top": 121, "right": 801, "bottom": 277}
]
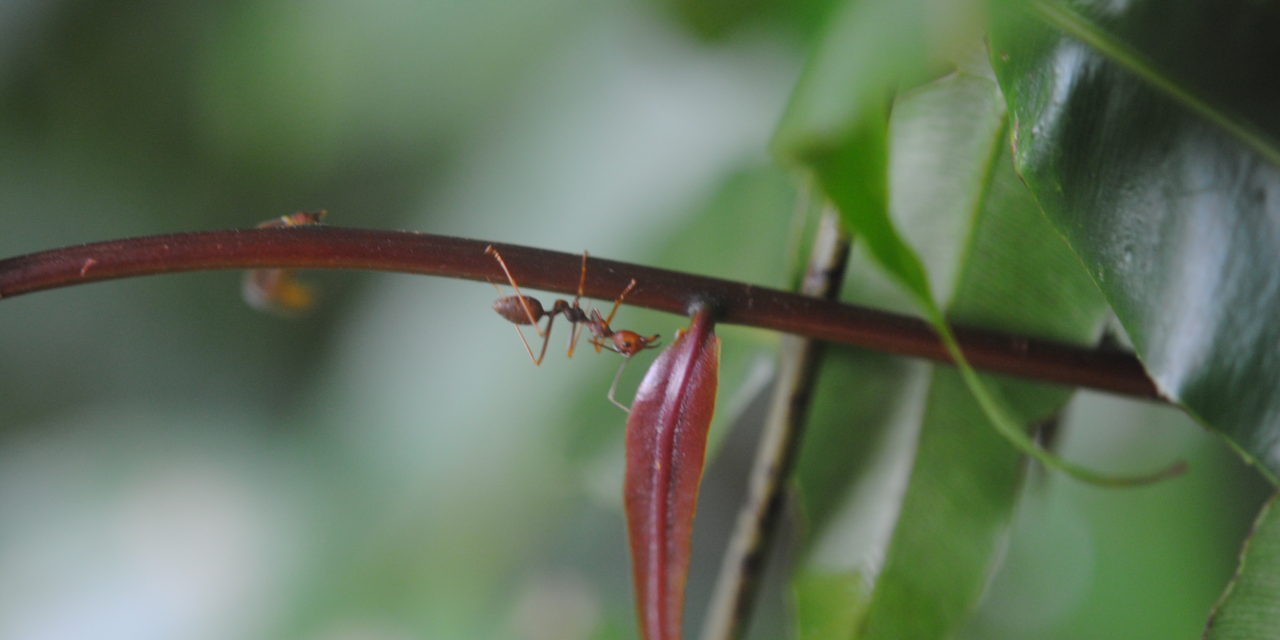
[{"left": 0, "top": 1, "right": 1275, "bottom": 639}]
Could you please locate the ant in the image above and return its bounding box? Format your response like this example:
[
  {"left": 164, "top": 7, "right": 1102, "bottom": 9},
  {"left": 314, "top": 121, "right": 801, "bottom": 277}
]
[
  {"left": 485, "top": 245, "right": 660, "bottom": 412},
  {"left": 243, "top": 210, "right": 326, "bottom": 315}
]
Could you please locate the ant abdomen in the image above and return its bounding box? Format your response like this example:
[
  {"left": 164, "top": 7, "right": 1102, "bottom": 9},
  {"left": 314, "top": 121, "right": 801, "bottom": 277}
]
[{"left": 493, "top": 295, "right": 544, "bottom": 325}]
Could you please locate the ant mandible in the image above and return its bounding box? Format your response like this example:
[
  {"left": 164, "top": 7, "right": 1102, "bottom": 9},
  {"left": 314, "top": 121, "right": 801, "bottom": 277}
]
[{"left": 485, "top": 245, "right": 660, "bottom": 412}]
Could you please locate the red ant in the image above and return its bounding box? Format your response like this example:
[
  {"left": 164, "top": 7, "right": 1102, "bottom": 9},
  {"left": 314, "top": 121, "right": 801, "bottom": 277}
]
[
  {"left": 243, "top": 211, "right": 327, "bottom": 314},
  {"left": 486, "top": 245, "right": 660, "bottom": 411}
]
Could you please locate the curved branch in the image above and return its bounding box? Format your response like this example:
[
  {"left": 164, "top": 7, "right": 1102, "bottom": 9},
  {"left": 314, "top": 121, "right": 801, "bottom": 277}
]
[{"left": 0, "top": 225, "right": 1160, "bottom": 400}]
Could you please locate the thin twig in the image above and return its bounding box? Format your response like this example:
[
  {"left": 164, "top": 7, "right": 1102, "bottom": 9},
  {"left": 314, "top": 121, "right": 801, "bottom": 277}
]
[
  {"left": 700, "top": 210, "right": 851, "bottom": 640},
  {"left": 0, "top": 225, "right": 1162, "bottom": 400}
]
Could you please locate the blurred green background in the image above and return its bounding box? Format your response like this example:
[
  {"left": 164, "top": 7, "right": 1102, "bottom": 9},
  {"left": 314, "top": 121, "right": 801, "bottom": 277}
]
[{"left": 0, "top": 1, "right": 1268, "bottom": 639}]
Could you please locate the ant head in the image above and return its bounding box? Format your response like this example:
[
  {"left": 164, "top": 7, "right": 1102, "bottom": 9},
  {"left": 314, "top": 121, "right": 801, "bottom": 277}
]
[{"left": 611, "top": 330, "right": 661, "bottom": 357}]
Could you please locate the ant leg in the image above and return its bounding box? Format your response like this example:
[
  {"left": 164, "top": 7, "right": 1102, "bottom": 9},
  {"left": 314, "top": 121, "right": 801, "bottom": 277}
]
[
  {"left": 586, "top": 291, "right": 634, "bottom": 353},
  {"left": 566, "top": 319, "right": 586, "bottom": 359},
  {"left": 534, "top": 314, "right": 557, "bottom": 365},
  {"left": 602, "top": 278, "right": 638, "bottom": 327},
  {"left": 588, "top": 309, "right": 608, "bottom": 354},
  {"left": 485, "top": 245, "right": 548, "bottom": 337},
  {"left": 586, "top": 314, "right": 619, "bottom": 355},
  {"left": 586, "top": 273, "right": 636, "bottom": 354},
  {"left": 606, "top": 357, "right": 632, "bottom": 413},
  {"left": 511, "top": 325, "right": 542, "bottom": 365},
  {"left": 566, "top": 251, "right": 589, "bottom": 358}
]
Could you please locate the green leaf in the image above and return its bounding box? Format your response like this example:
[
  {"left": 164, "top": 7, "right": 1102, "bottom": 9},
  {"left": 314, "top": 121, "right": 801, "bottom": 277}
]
[
  {"left": 772, "top": 0, "right": 986, "bottom": 163},
  {"left": 793, "top": 570, "right": 868, "bottom": 640},
  {"left": 794, "top": 2, "right": 1180, "bottom": 490},
  {"left": 780, "top": 2, "right": 1125, "bottom": 483},
  {"left": 958, "top": 398, "right": 1268, "bottom": 639},
  {"left": 772, "top": 0, "right": 948, "bottom": 308},
  {"left": 812, "top": 110, "right": 930, "bottom": 308},
  {"left": 865, "top": 73, "right": 1117, "bottom": 640},
  {"left": 794, "top": 67, "right": 1112, "bottom": 638},
  {"left": 648, "top": 0, "right": 840, "bottom": 42},
  {"left": 794, "top": 350, "right": 916, "bottom": 537},
  {"left": 859, "top": 372, "right": 1072, "bottom": 639},
  {"left": 1205, "top": 493, "right": 1280, "bottom": 639},
  {"left": 988, "top": 0, "right": 1280, "bottom": 483}
]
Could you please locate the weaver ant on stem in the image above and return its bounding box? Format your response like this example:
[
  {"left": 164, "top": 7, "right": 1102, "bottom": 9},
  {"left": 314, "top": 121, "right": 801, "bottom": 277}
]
[
  {"left": 486, "top": 245, "right": 660, "bottom": 412},
  {"left": 242, "top": 210, "right": 327, "bottom": 315}
]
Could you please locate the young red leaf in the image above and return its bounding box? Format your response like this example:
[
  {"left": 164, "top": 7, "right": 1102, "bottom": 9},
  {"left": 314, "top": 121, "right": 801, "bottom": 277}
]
[{"left": 625, "top": 306, "right": 720, "bottom": 640}]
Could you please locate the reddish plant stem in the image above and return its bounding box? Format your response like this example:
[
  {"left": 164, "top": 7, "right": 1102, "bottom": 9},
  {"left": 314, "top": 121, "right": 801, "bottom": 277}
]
[{"left": 0, "top": 226, "right": 1160, "bottom": 400}]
